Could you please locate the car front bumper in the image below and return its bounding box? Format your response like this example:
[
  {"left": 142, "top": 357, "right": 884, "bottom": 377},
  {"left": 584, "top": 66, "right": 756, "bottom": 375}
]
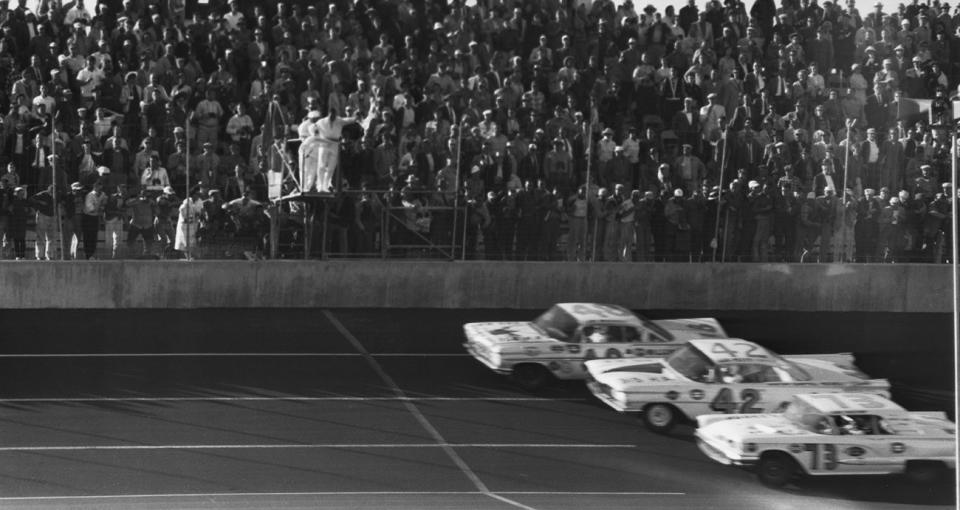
[
  {"left": 695, "top": 436, "right": 756, "bottom": 467},
  {"left": 463, "top": 342, "right": 511, "bottom": 374}
]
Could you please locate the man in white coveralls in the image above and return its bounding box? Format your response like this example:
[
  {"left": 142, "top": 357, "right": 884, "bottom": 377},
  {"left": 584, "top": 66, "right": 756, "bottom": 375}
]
[{"left": 299, "top": 107, "right": 359, "bottom": 193}]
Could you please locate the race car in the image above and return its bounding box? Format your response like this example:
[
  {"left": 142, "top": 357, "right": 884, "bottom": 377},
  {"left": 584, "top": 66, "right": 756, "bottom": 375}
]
[
  {"left": 695, "top": 392, "right": 956, "bottom": 487},
  {"left": 463, "top": 303, "right": 726, "bottom": 389},
  {"left": 585, "top": 338, "right": 889, "bottom": 433}
]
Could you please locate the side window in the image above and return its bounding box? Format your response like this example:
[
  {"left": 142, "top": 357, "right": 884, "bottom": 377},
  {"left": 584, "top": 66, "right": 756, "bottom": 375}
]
[
  {"left": 606, "top": 326, "right": 625, "bottom": 343},
  {"left": 623, "top": 327, "right": 642, "bottom": 343},
  {"left": 574, "top": 326, "right": 589, "bottom": 344},
  {"left": 646, "top": 330, "right": 668, "bottom": 343},
  {"left": 744, "top": 365, "right": 780, "bottom": 383},
  {"left": 583, "top": 325, "right": 624, "bottom": 343}
]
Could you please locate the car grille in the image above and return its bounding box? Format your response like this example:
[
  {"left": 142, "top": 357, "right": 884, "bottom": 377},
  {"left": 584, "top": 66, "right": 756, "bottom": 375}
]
[{"left": 599, "top": 383, "right": 612, "bottom": 397}]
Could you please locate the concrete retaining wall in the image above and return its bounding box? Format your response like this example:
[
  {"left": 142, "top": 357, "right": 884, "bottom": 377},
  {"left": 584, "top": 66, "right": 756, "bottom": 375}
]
[{"left": 1, "top": 261, "right": 954, "bottom": 312}]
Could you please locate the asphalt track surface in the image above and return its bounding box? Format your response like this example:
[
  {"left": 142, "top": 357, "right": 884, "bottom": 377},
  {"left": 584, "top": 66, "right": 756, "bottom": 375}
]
[{"left": 0, "top": 308, "right": 954, "bottom": 510}]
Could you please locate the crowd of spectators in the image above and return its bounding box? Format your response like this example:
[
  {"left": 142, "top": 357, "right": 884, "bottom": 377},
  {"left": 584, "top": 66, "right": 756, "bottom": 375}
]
[{"left": 0, "top": 0, "right": 955, "bottom": 262}]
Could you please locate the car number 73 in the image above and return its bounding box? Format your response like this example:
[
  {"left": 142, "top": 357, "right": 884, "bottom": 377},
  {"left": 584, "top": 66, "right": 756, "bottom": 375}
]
[{"left": 802, "top": 443, "right": 838, "bottom": 471}]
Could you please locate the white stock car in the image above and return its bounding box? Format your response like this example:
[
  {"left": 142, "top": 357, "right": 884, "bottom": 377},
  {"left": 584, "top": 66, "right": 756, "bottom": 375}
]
[
  {"left": 695, "top": 393, "right": 956, "bottom": 487},
  {"left": 463, "top": 303, "right": 726, "bottom": 389},
  {"left": 585, "top": 339, "right": 890, "bottom": 433}
]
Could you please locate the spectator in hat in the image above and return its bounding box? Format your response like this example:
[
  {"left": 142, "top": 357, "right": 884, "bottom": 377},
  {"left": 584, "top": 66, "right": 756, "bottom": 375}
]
[
  {"left": 544, "top": 138, "right": 573, "bottom": 196},
  {"left": 103, "top": 183, "right": 127, "bottom": 258},
  {"left": 675, "top": 142, "right": 706, "bottom": 193},
  {"left": 226, "top": 103, "right": 254, "bottom": 153},
  {"left": 601, "top": 145, "right": 631, "bottom": 189},
  {"left": 8, "top": 186, "right": 28, "bottom": 260},
  {"left": 195, "top": 142, "right": 220, "bottom": 189},
  {"left": 176, "top": 186, "right": 204, "bottom": 261},
  {"left": 797, "top": 191, "right": 822, "bottom": 262},
  {"left": 140, "top": 154, "right": 170, "bottom": 193},
  {"left": 125, "top": 187, "right": 157, "bottom": 257},
  {"left": 831, "top": 188, "right": 858, "bottom": 263},
  {"left": 699, "top": 92, "right": 725, "bottom": 146},
  {"left": 155, "top": 186, "right": 178, "bottom": 256},
  {"left": 80, "top": 180, "right": 106, "bottom": 259},
  {"left": 878, "top": 194, "right": 905, "bottom": 262},
  {"left": 672, "top": 97, "right": 702, "bottom": 151},
  {"left": 855, "top": 187, "right": 883, "bottom": 262},
  {"left": 28, "top": 184, "right": 57, "bottom": 260},
  {"left": 597, "top": 128, "right": 617, "bottom": 164},
  {"left": 194, "top": 88, "right": 223, "bottom": 149}
]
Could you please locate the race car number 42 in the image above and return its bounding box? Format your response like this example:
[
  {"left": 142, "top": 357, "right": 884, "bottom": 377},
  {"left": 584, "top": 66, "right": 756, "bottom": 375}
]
[{"left": 709, "top": 388, "right": 763, "bottom": 414}]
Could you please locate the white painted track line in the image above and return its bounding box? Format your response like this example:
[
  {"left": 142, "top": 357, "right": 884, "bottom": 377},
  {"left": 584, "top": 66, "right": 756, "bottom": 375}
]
[
  {"left": 0, "top": 396, "right": 588, "bottom": 402},
  {"left": 0, "top": 443, "right": 640, "bottom": 451},
  {"left": 0, "top": 491, "right": 685, "bottom": 502},
  {"left": 323, "top": 310, "right": 539, "bottom": 510},
  {"left": 0, "top": 352, "right": 470, "bottom": 358}
]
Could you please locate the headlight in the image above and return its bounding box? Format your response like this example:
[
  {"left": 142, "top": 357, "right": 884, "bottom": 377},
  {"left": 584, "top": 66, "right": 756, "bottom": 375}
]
[{"left": 745, "top": 442, "right": 757, "bottom": 453}]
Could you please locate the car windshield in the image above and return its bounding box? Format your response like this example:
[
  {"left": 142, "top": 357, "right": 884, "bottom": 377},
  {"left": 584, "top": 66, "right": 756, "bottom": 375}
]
[
  {"left": 784, "top": 401, "right": 829, "bottom": 433},
  {"left": 665, "top": 344, "right": 714, "bottom": 382},
  {"left": 769, "top": 359, "right": 813, "bottom": 382},
  {"left": 532, "top": 305, "right": 580, "bottom": 341}
]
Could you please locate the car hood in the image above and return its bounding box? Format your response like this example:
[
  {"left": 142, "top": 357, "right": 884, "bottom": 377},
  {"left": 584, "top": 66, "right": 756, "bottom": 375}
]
[
  {"left": 463, "top": 322, "right": 553, "bottom": 346},
  {"left": 697, "top": 415, "right": 810, "bottom": 441},
  {"left": 585, "top": 359, "right": 678, "bottom": 387}
]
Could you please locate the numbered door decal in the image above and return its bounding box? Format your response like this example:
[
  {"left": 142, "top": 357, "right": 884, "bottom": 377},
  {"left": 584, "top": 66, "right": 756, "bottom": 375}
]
[
  {"left": 709, "top": 387, "right": 763, "bottom": 414},
  {"left": 803, "top": 443, "right": 838, "bottom": 471}
]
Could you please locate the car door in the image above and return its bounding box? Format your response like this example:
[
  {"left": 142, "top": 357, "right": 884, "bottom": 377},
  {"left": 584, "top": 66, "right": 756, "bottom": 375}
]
[
  {"left": 703, "top": 364, "right": 797, "bottom": 415},
  {"left": 567, "top": 323, "right": 622, "bottom": 377},
  {"left": 580, "top": 323, "right": 628, "bottom": 361}
]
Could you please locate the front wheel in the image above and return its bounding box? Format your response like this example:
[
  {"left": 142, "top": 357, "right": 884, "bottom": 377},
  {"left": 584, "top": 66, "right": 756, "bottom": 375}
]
[
  {"left": 757, "top": 454, "right": 798, "bottom": 488},
  {"left": 512, "top": 364, "right": 552, "bottom": 391},
  {"left": 642, "top": 403, "right": 678, "bottom": 434}
]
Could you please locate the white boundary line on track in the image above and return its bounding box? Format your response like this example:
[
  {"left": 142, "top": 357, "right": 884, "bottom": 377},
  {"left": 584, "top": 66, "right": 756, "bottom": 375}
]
[
  {"left": 0, "top": 353, "right": 470, "bottom": 358},
  {"left": 323, "top": 310, "right": 539, "bottom": 510},
  {"left": 0, "top": 491, "right": 685, "bottom": 501},
  {"left": 0, "top": 443, "right": 639, "bottom": 451},
  {"left": 0, "top": 396, "right": 589, "bottom": 402}
]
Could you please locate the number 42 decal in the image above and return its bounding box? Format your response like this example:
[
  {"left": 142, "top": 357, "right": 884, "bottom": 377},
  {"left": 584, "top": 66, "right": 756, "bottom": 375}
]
[{"left": 709, "top": 387, "right": 763, "bottom": 414}]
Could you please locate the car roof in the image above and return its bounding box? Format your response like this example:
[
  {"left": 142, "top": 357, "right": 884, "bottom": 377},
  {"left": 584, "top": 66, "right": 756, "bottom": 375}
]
[
  {"left": 555, "top": 303, "right": 641, "bottom": 324},
  {"left": 795, "top": 393, "right": 905, "bottom": 414},
  {"left": 687, "top": 339, "right": 776, "bottom": 364}
]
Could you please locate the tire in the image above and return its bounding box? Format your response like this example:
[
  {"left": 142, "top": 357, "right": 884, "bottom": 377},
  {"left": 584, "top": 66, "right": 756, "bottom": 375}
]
[
  {"left": 512, "top": 364, "right": 552, "bottom": 391},
  {"left": 642, "top": 403, "right": 678, "bottom": 434},
  {"left": 904, "top": 461, "right": 946, "bottom": 485},
  {"left": 757, "top": 453, "right": 797, "bottom": 488}
]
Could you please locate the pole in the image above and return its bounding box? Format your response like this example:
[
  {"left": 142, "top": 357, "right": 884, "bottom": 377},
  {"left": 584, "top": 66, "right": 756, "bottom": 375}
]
[
  {"left": 461, "top": 194, "right": 469, "bottom": 261},
  {"left": 712, "top": 126, "right": 729, "bottom": 262},
  {"left": 840, "top": 120, "right": 852, "bottom": 262},
  {"left": 51, "top": 117, "right": 63, "bottom": 260},
  {"left": 185, "top": 113, "right": 191, "bottom": 259},
  {"left": 584, "top": 106, "right": 593, "bottom": 259},
  {"left": 452, "top": 118, "right": 462, "bottom": 260},
  {"left": 951, "top": 131, "right": 958, "bottom": 439}
]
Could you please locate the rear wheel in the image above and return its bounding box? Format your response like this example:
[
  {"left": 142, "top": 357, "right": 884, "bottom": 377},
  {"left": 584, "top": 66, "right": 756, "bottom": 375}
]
[
  {"left": 512, "top": 364, "right": 553, "bottom": 390},
  {"left": 642, "top": 403, "right": 678, "bottom": 434},
  {"left": 904, "top": 461, "right": 947, "bottom": 485},
  {"left": 757, "top": 453, "right": 798, "bottom": 488}
]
